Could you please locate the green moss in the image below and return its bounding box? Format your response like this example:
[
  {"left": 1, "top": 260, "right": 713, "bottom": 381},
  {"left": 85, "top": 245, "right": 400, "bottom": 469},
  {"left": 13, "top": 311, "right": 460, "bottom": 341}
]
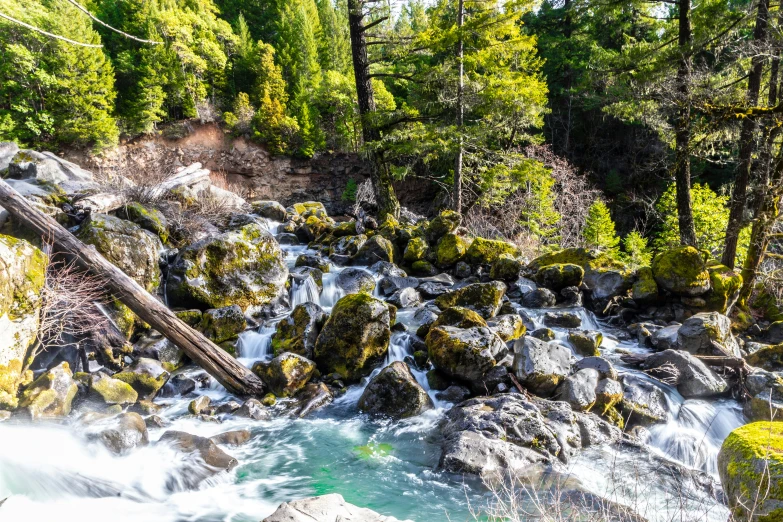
[
  {"left": 333, "top": 221, "right": 357, "bottom": 237},
  {"left": 490, "top": 254, "right": 523, "bottom": 281},
  {"left": 411, "top": 260, "right": 437, "bottom": 276},
  {"left": 463, "top": 237, "right": 519, "bottom": 265},
  {"left": 0, "top": 359, "right": 31, "bottom": 410},
  {"left": 118, "top": 202, "right": 169, "bottom": 243},
  {"left": 434, "top": 281, "right": 506, "bottom": 319},
  {"left": 651, "top": 246, "right": 710, "bottom": 296},
  {"left": 704, "top": 264, "right": 743, "bottom": 313},
  {"left": 175, "top": 309, "right": 203, "bottom": 326},
  {"left": 632, "top": 266, "right": 659, "bottom": 303},
  {"left": 403, "top": 236, "right": 429, "bottom": 264},
  {"left": 426, "top": 210, "right": 461, "bottom": 242},
  {"left": 432, "top": 307, "right": 488, "bottom": 329},
  {"left": 436, "top": 233, "right": 470, "bottom": 267},
  {"left": 535, "top": 263, "right": 584, "bottom": 291},
  {"left": 91, "top": 375, "right": 138, "bottom": 405}
]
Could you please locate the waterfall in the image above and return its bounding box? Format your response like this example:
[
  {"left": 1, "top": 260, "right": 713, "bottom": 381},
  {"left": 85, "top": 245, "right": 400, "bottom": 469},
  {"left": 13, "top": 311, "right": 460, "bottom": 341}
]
[
  {"left": 290, "top": 275, "right": 320, "bottom": 307},
  {"left": 236, "top": 325, "right": 276, "bottom": 362}
]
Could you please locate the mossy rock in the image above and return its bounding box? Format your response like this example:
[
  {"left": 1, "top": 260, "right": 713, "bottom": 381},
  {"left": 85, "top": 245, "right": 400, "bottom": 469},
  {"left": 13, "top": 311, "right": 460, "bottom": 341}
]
[
  {"left": 463, "top": 237, "right": 519, "bottom": 266},
  {"left": 651, "top": 246, "right": 711, "bottom": 297},
  {"left": 426, "top": 210, "right": 461, "bottom": 242},
  {"left": 251, "top": 200, "right": 287, "bottom": 221},
  {"left": 113, "top": 358, "right": 169, "bottom": 401},
  {"left": 432, "top": 307, "right": 488, "bottom": 329},
  {"left": 436, "top": 233, "right": 471, "bottom": 267},
  {"left": 704, "top": 264, "right": 743, "bottom": 314},
  {"left": 117, "top": 202, "right": 169, "bottom": 243},
  {"left": 358, "top": 361, "right": 433, "bottom": 419},
  {"left": 198, "top": 305, "right": 247, "bottom": 344},
  {"left": 529, "top": 248, "right": 633, "bottom": 300},
  {"left": 293, "top": 201, "right": 328, "bottom": 218},
  {"left": 487, "top": 314, "right": 526, "bottom": 342},
  {"left": 333, "top": 221, "right": 358, "bottom": 237},
  {"left": 166, "top": 223, "right": 288, "bottom": 311},
  {"left": 313, "top": 293, "right": 391, "bottom": 383},
  {"left": 271, "top": 302, "right": 328, "bottom": 358},
  {"left": 632, "top": 267, "right": 659, "bottom": 304},
  {"left": 568, "top": 330, "right": 603, "bottom": 356},
  {"left": 253, "top": 352, "right": 316, "bottom": 397},
  {"left": 535, "top": 263, "right": 584, "bottom": 292},
  {"left": 19, "top": 362, "right": 78, "bottom": 419},
  {"left": 89, "top": 374, "right": 138, "bottom": 405},
  {"left": 175, "top": 309, "right": 203, "bottom": 327},
  {"left": 0, "top": 359, "right": 32, "bottom": 410},
  {"left": 78, "top": 214, "right": 162, "bottom": 292},
  {"left": 434, "top": 281, "right": 506, "bottom": 319},
  {"left": 330, "top": 234, "right": 367, "bottom": 257},
  {"left": 718, "top": 422, "right": 783, "bottom": 521},
  {"left": 403, "top": 236, "right": 429, "bottom": 264},
  {"left": 353, "top": 235, "right": 397, "bottom": 265},
  {"left": 426, "top": 326, "right": 505, "bottom": 382},
  {"left": 411, "top": 260, "right": 438, "bottom": 276},
  {"left": 300, "top": 215, "right": 332, "bottom": 241},
  {"left": 747, "top": 344, "right": 783, "bottom": 372},
  {"left": 490, "top": 254, "right": 523, "bottom": 282}
]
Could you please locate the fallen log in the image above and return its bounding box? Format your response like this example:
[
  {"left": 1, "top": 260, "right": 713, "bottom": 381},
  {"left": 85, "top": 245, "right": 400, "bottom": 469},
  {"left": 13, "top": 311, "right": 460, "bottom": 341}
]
[{"left": 0, "top": 178, "right": 266, "bottom": 397}]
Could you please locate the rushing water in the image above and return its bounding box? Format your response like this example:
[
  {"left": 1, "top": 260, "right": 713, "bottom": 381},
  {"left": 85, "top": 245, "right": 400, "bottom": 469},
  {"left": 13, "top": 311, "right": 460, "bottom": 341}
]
[{"left": 0, "top": 219, "right": 745, "bottom": 521}]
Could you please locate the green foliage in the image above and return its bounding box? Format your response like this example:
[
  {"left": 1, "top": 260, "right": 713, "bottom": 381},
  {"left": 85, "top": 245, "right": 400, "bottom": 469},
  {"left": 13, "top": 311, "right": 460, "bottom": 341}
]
[
  {"left": 341, "top": 178, "right": 358, "bottom": 203},
  {"left": 583, "top": 200, "right": 620, "bottom": 252},
  {"left": 224, "top": 92, "right": 255, "bottom": 135},
  {"left": 653, "top": 182, "right": 750, "bottom": 261},
  {"left": 622, "top": 230, "right": 652, "bottom": 268}
]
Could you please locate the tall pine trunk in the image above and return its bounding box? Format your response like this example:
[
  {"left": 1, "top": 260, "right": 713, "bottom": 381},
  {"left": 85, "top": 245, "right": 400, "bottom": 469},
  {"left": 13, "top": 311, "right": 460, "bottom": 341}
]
[
  {"left": 453, "top": 0, "right": 464, "bottom": 213},
  {"left": 347, "top": 0, "right": 400, "bottom": 219},
  {"left": 674, "top": 0, "right": 697, "bottom": 247},
  {"left": 722, "top": 0, "right": 769, "bottom": 268}
]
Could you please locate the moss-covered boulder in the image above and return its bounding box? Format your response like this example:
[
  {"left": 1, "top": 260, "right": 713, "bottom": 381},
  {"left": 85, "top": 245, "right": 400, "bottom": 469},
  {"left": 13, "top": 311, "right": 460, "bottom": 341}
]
[
  {"left": 19, "top": 362, "right": 78, "bottom": 419},
  {"left": 329, "top": 234, "right": 367, "bottom": 257},
  {"left": 314, "top": 294, "right": 391, "bottom": 382},
  {"left": 704, "top": 264, "right": 743, "bottom": 314},
  {"left": 332, "top": 221, "right": 357, "bottom": 237},
  {"left": 568, "top": 330, "right": 603, "bottom": 356},
  {"left": 436, "top": 233, "right": 471, "bottom": 267},
  {"left": 632, "top": 267, "right": 659, "bottom": 304},
  {"left": 335, "top": 267, "right": 376, "bottom": 294},
  {"left": 252, "top": 200, "right": 287, "bottom": 221},
  {"left": 535, "top": 263, "right": 584, "bottom": 292},
  {"left": 651, "top": 246, "right": 711, "bottom": 297},
  {"left": 463, "top": 237, "right": 518, "bottom": 266},
  {"left": 166, "top": 223, "right": 288, "bottom": 311},
  {"left": 489, "top": 254, "right": 523, "bottom": 282},
  {"left": 718, "top": 422, "right": 783, "bottom": 521},
  {"left": 358, "top": 361, "right": 433, "bottom": 419},
  {"left": 299, "top": 215, "right": 331, "bottom": 241},
  {"left": 117, "top": 202, "right": 169, "bottom": 243},
  {"left": 293, "top": 201, "right": 328, "bottom": 218},
  {"left": 678, "top": 312, "right": 740, "bottom": 357},
  {"left": 426, "top": 210, "right": 461, "bottom": 242},
  {"left": 113, "top": 357, "right": 170, "bottom": 401},
  {"left": 487, "top": 314, "right": 526, "bottom": 342},
  {"left": 89, "top": 373, "right": 138, "bottom": 405},
  {"left": 352, "top": 235, "right": 397, "bottom": 265},
  {"left": 411, "top": 260, "right": 438, "bottom": 276},
  {"left": 432, "top": 307, "right": 488, "bottom": 329},
  {"left": 426, "top": 326, "right": 505, "bottom": 382},
  {"left": 78, "top": 214, "right": 162, "bottom": 291},
  {"left": 0, "top": 235, "right": 46, "bottom": 399},
  {"left": 746, "top": 344, "right": 783, "bottom": 372},
  {"left": 434, "top": 281, "right": 506, "bottom": 319},
  {"left": 271, "top": 302, "right": 327, "bottom": 358},
  {"left": 253, "top": 352, "right": 316, "bottom": 397},
  {"left": 529, "top": 248, "right": 633, "bottom": 300},
  {"left": 403, "top": 236, "right": 429, "bottom": 264},
  {"left": 199, "top": 305, "right": 247, "bottom": 344},
  {"left": 295, "top": 253, "right": 331, "bottom": 272}
]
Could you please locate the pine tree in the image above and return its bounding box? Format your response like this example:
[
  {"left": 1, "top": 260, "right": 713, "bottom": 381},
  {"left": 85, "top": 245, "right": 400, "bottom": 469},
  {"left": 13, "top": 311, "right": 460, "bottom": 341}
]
[
  {"left": 315, "top": 0, "right": 350, "bottom": 73},
  {"left": 583, "top": 200, "right": 620, "bottom": 252},
  {"left": 622, "top": 231, "right": 652, "bottom": 268}
]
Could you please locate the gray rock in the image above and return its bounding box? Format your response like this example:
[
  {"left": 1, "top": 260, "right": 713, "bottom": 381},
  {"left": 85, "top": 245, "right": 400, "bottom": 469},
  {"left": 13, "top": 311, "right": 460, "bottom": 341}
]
[
  {"left": 439, "top": 431, "right": 547, "bottom": 479},
  {"left": 387, "top": 287, "right": 420, "bottom": 308},
  {"left": 210, "top": 429, "right": 252, "bottom": 446},
  {"left": 112, "top": 358, "right": 170, "bottom": 401},
  {"left": 522, "top": 288, "right": 557, "bottom": 308},
  {"left": 253, "top": 352, "right": 316, "bottom": 397},
  {"left": 435, "top": 385, "right": 471, "bottom": 403},
  {"left": 133, "top": 331, "right": 186, "bottom": 371},
  {"left": 641, "top": 349, "right": 727, "bottom": 398},
  {"left": 252, "top": 200, "right": 287, "bottom": 221},
  {"left": 369, "top": 261, "right": 407, "bottom": 277},
  {"left": 188, "top": 395, "right": 212, "bottom": 415},
  {"left": 379, "top": 275, "right": 419, "bottom": 296},
  {"left": 263, "top": 494, "right": 406, "bottom": 522},
  {"left": 358, "top": 361, "right": 433, "bottom": 419},
  {"left": 543, "top": 311, "right": 582, "bottom": 329},
  {"left": 573, "top": 356, "right": 618, "bottom": 380},
  {"left": 426, "top": 326, "right": 506, "bottom": 382},
  {"left": 235, "top": 398, "right": 271, "bottom": 420},
  {"left": 97, "top": 412, "right": 149, "bottom": 454},
  {"left": 651, "top": 324, "right": 680, "bottom": 351},
  {"left": 159, "top": 431, "right": 238, "bottom": 484},
  {"left": 295, "top": 254, "right": 331, "bottom": 272},
  {"left": 767, "top": 321, "right": 783, "bottom": 344},
  {"left": 620, "top": 374, "right": 669, "bottom": 426},
  {"left": 557, "top": 369, "right": 599, "bottom": 411},
  {"left": 287, "top": 382, "right": 334, "bottom": 418},
  {"left": 271, "top": 302, "right": 327, "bottom": 359},
  {"left": 336, "top": 267, "right": 376, "bottom": 294},
  {"left": 677, "top": 312, "right": 740, "bottom": 357},
  {"left": 512, "top": 336, "right": 573, "bottom": 396},
  {"left": 530, "top": 328, "right": 555, "bottom": 341}
]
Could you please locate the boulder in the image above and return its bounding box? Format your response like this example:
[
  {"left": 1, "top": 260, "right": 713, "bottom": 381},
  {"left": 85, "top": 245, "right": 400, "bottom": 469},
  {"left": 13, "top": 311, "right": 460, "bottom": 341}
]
[
  {"left": 19, "top": 362, "right": 78, "bottom": 419},
  {"left": 439, "top": 430, "right": 547, "bottom": 479},
  {"left": 336, "top": 267, "right": 376, "bottom": 294},
  {"left": 113, "top": 357, "right": 170, "bottom": 401},
  {"left": 557, "top": 368, "right": 599, "bottom": 411},
  {"left": 353, "top": 235, "right": 397, "bottom": 265},
  {"left": 332, "top": 221, "right": 358, "bottom": 237},
  {"left": 159, "top": 431, "right": 238, "bottom": 483},
  {"left": 7, "top": 149, "right": 95, "bottom": 192},
  {"left": 568, "top": 330, "right": 603, "bottom": 356},
  {"left": 287, "top": 382, "right": 334, "bottom": 418},
  {"left": 253, "top": 352, "right": 316, "bottom": 397},
  {"left": 97, "top": 412, "right": 149, "bottom": 454},
  {"left": 641, "top": 349, "right": 727, "bottom": 398},
  {"left": 595, "top": 378, "right": 624, "bottom": 412},
  {"left": 573, "top": 356, "right": 618, "bottom": 380},
  {"left": 651, "top": 246, "right": 711, "bottom": 297},
  {"left": 210, "top": 429, "right": 252, "bottom": 446},
  {"left": 718, "top": 422, "right": 783, "bottom": 521},
  {"left": 677, "top": 312, "right": 740, "bottom": 357},
  {"left": 330, "top": 235, "right": 367, "bottom": 257},
  {"left": 435, "top": 385, "right": 471, "bottom": 403},
  {"left": 543, "top": 311, "right": 582, "bottom": 329},
  {"left": 650, "top": 324, "right": 680, "bottom": 351},
  {"left": 431, "top": 307, "right": 487, "bottom": 329},
  {"left": 271, "top": 302, "right": 327, "bottom": 358},
  {"left": 369, "top": 261, "right": 407, "bottom": 277},
  {"left": 199, "top": 305, "right": 246, "bottom": 344},
  {"left": 620, "top": 374, "right": 669, "bottom": 426},
  {"left": 746, "top": 343, "right": 783, "bottom": 372},
  {"left": 89, "top": 374, "right": 138, "bottom": 405},
  {"left": 132, "top": 330, "right": 186, "bottom": 372},
  {"left": 631, "top": 267, "right": 659, "bottom": 304},
  {"left": 166, "top": 223, "right": 288, "bottom": 311},
  {"left": 704, "top": 264, "right": 742, "bottom": 314},
  {"left": 512, "top": 336, "right": 573, "bottom": 396},
  {"left": 530, "top": 327, "right": 555, "bottom": 341},
  {"left": 426, "top": 210, "right": 461, "bottom": 242},
  {"left": 435, "top": 233, "right": 470, "bottom": 267},
  {"left": 403, "top": 236, "right": 429, "bottom": 264},
  {"left": 292, "top": 201, "right": 328, "bottom": 217},
  {"left": 411, "top": 260, "right": 438, "bottom": 276},
  {"left": 235, "top": 398, "right": 271, "bottom": 420},
  {"left": 463, "top": 237, "right": 518, "bottom": 266},
  {"left": 535, "top": 263, "right": 584, "bottom": 292},
  {"left": 379, "top": 275, "right": 419, "bottom": 297},
  {"left": 522, "top": 288, "right": 557, "bottom": 308},
  {"left": 434, "top": 281, "right": 506, "bottom": 319},
  {"left": 528, "top": 248, "right": 633, "bottom": 300},
  {"left": 116, "top": 202, "right": 169, "bottom": 243},
  {"left": 252, "top": 200, "right": 287, "bottom": 221},
  {"left": 358, "top": 361, "right": 433, "bottom": 419},
  {"left": 295, "top": 253, "right": 331, "bottom": 272},
  {"left": 487, "top": 314, "right": 526, "bottom": 342},
  {"left": 314, "top": 294, "right": 392, "bottom": 382},
  {"left": 189, "top": 395, "right": 212, "bottom": 415},
  {"left": 386, "top": 287, "right": 420, "bottom": 309},
  {"left": 490, "top": 254, "right": 523, "bottom": 282},
  {"left": 426, "top": 326, "right": 505, "bottom": 382},
  {"left": 263, "top": 494, "right": 405, "bottom": 522}
]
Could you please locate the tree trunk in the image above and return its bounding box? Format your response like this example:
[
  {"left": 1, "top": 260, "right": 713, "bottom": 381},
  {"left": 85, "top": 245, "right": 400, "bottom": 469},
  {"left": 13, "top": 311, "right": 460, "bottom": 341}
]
[
  {"left": 674, "top": 0, "right": 698, "bottom": 247},
  {"left": 722, "top": 0, "right": 770, "bottom": 268},
  {"left": 0, "top": 179, "right": 266, "bottom": 397},
  {"left": 453, "top": 0, "right": 464, "bottom": 214},
  {"left": 347, "top": 0, "right": 400, "bottom": 220}
]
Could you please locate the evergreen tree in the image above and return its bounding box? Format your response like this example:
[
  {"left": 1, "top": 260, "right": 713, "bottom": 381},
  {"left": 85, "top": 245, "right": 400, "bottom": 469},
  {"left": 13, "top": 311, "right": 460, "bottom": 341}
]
[
  {"left": 622, "top": 231, "right": 652, "bottom": 268},
  {"left": 583, "top": 200, "right": 620, "bottom": 252},
  {"left": 315, "top": 0, "right": 350, "bottom": 73}
]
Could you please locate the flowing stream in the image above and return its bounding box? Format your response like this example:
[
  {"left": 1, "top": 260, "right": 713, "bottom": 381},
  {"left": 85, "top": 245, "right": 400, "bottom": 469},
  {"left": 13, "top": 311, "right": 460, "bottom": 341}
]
[{"left": 0, "top": 219, "right": 745, "bottom": 521}]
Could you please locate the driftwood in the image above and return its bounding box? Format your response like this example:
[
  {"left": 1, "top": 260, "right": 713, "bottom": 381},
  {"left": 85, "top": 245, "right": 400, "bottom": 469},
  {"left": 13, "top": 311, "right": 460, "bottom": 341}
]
[{"left": 0, "top": 178, "right": 266, "bottom": 397}]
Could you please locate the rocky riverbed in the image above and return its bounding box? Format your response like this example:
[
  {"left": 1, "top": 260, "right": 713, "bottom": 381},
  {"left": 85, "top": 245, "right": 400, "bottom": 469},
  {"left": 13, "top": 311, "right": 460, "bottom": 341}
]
[{"left": 1, "top": 145, "right": 783, "bottom": 521}]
